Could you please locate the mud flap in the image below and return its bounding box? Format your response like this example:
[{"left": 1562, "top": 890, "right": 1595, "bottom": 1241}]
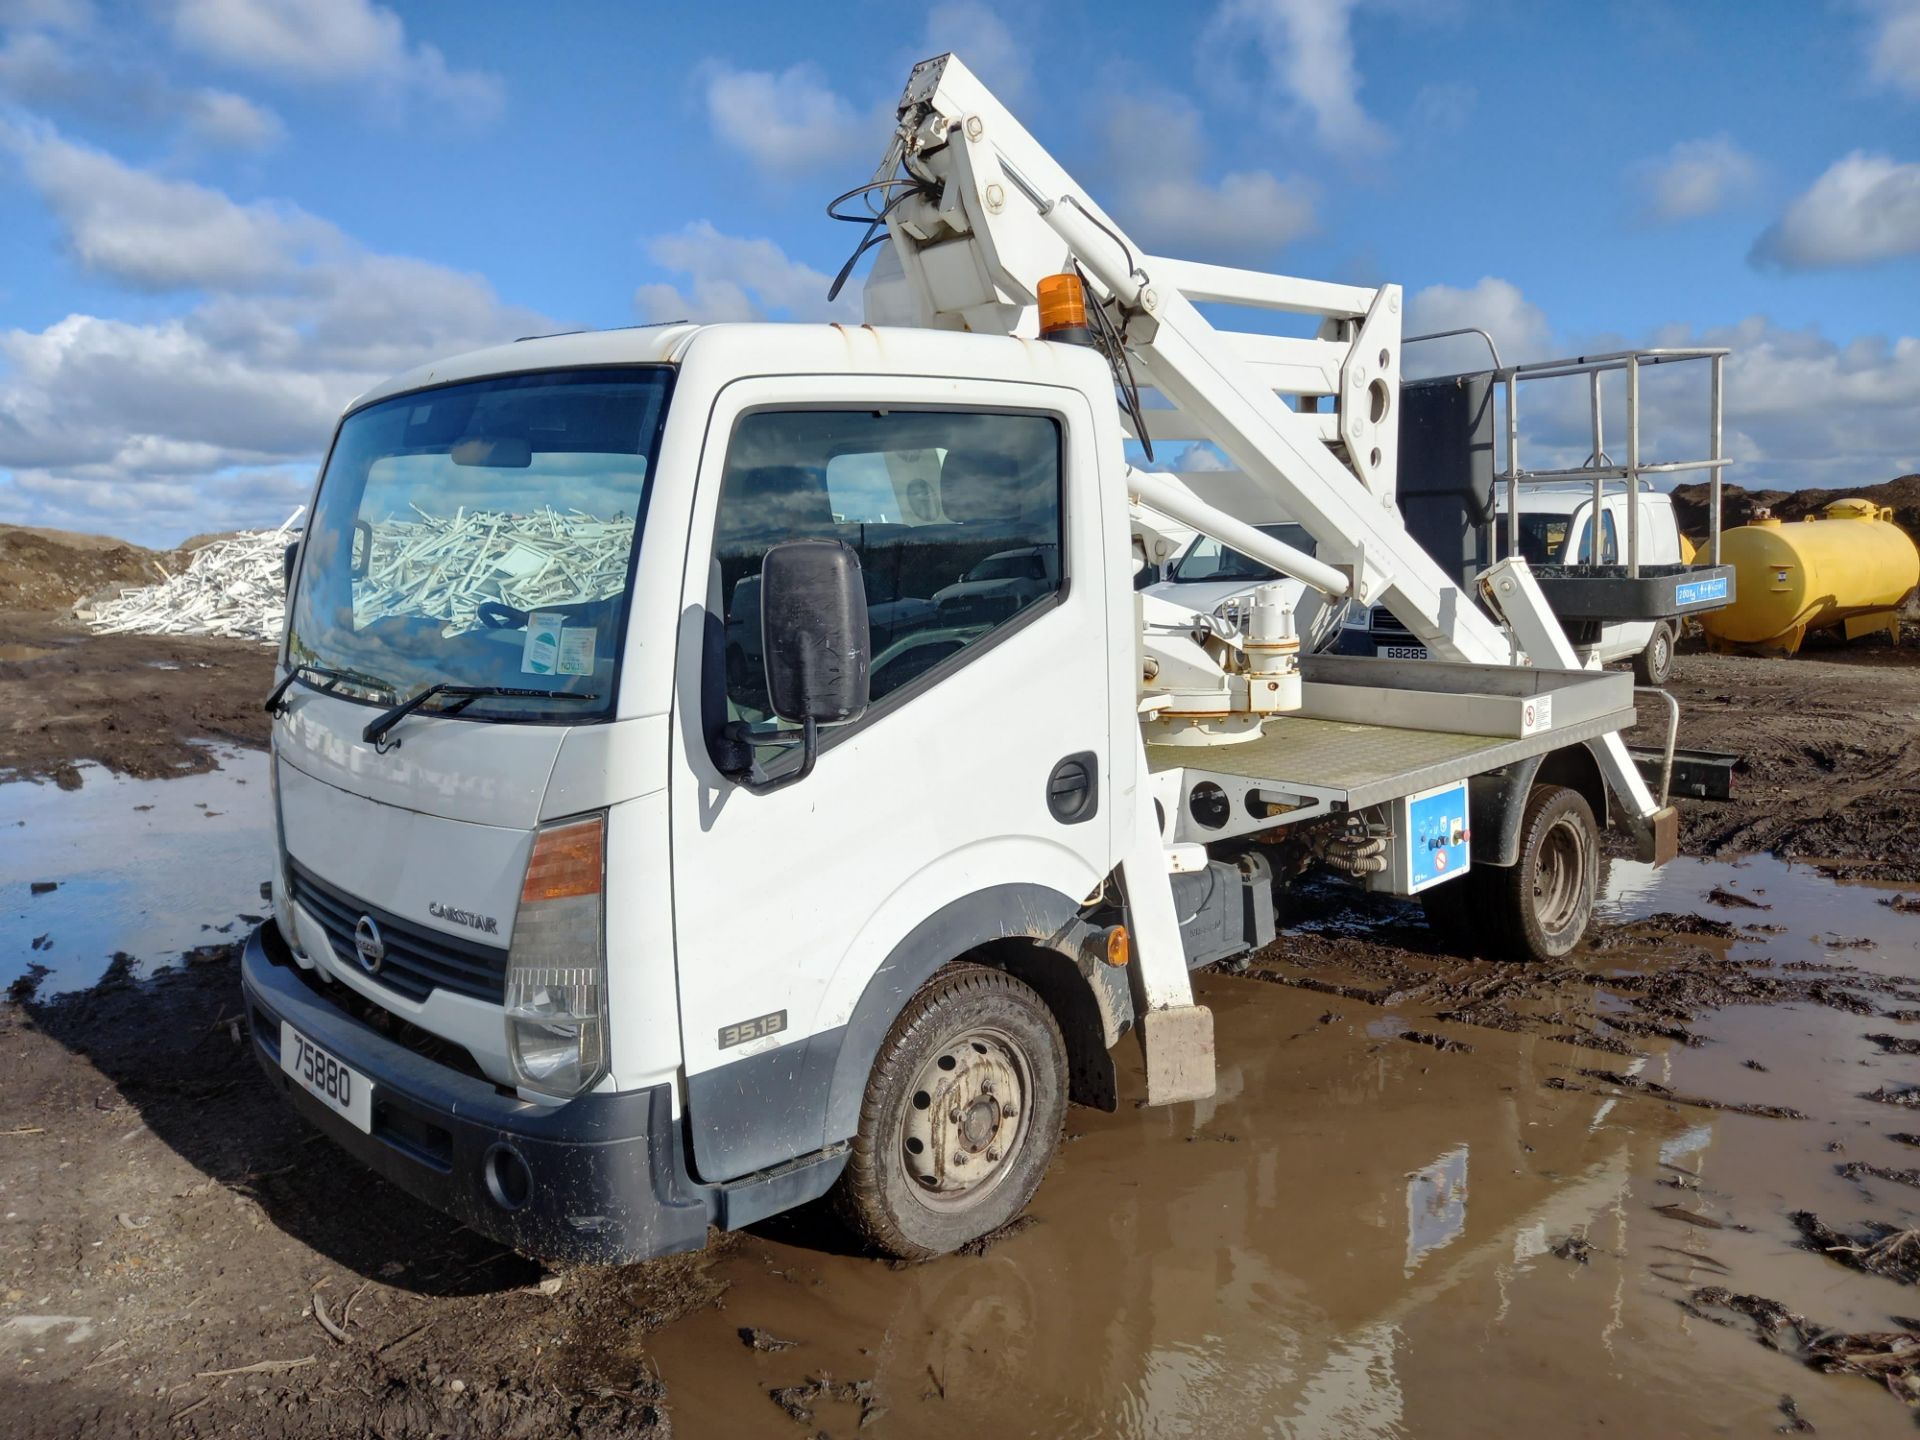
[
  {"left": 1139, "top": 1004, "right": 1216, "bottom": 1106},
  {"left": 1638, "top": 804, "right": 1680, "bottom": 865}
]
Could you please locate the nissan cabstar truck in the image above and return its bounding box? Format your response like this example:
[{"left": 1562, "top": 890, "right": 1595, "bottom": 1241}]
[{"left": 242, "top": 54, "right": 1721, "bottom": 1263}]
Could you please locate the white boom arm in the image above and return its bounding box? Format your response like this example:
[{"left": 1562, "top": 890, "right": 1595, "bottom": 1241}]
[{"left": 867, "top": 54, "right": 1662, "bottom": 824}]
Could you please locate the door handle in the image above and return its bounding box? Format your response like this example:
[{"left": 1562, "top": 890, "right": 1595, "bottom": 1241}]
[{"left": 1047, "top": 752, "right": 1098, "bottom": 825}]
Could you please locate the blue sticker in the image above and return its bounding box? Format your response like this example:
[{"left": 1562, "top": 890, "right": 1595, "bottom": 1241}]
[{"left": 1674, "top": 576, "right": 1729, "bottom": 607}]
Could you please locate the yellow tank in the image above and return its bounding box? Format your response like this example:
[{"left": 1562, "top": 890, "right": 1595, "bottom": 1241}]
[{"left": 1700, "top": 498, "right": 1919, "bottom": 655}]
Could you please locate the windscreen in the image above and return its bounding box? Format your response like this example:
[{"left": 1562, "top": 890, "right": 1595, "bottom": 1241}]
[
  {"left": 286, "top": 367, "right": 672, "bottom": 721},
  {"left": 1169, "top": 523, "right": 1316, "bottom": 583},
  {"left": 1497, "top": 513, "right": 1572, "bottom": 567}
]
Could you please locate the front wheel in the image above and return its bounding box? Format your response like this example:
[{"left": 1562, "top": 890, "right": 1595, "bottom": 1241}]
[
  {"left": 832, "top": 964, "right": 1067, "bottom": 1261},
  {"left": 1633, "top": 621, "right": 1675, "bottom": 687}
]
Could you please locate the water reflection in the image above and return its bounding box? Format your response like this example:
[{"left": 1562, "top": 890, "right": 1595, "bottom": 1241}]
[{"left": 0, "top": 747, "right": 270, "bottom": 994}]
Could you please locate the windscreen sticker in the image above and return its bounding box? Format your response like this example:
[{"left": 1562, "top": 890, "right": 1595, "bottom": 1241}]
[
  {"left": 557, "top": 627, "right": 597, "bottom": 676},
  {"left": 522, "top": 612, "right": 565, "bottom": 674}
]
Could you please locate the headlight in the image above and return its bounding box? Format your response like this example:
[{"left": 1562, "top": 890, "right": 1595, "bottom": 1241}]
[{"left": 505, "top": 815, "right": 609, "bottom": 1099}]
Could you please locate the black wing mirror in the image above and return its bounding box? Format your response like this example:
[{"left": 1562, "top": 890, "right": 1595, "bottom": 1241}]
[
  {"left": 283, "top": 541, "right": 298, "bottom": 591},
  {"left": 729, "top": 539, "right": 869, "bottom": 793}
]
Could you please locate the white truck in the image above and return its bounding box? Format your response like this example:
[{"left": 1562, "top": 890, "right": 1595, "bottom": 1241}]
[
  {"left": 1342, "top": 481, "right": 1691, "bottom": 684},
  {"left": 243, "top": 54, "right": 1691, "bottom": 1265}
]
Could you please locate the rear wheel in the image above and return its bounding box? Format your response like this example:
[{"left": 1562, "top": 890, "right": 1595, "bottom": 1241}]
[
  {"left": 1633, "top": 621, "right": 1674, "bottom": 686},
  {"left": 832, "top": 964, "right": 1067, "bottom": 1261},
  {"left": 1486, "top": 784, "right": 1600, "bottom": 962},
  {"left": 1425, "top": 784, "right": 1600, "bottom": 962}
]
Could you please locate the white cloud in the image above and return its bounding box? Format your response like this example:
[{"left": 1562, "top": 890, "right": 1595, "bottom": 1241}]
[
  {"left": 1863, "top": 0, "right": 1920, "bottom": 97},
  {"left": 1404, "top": 276, "right": 1552, "bottom": 375},
  {"left": 1631, "top": 135, "right": 1759, "bottom": 221},
  {"left": 1200, "top": 0, "right": 1389, "bottom": 154},
  {"left": 181, "top": 87, "right": 282, "bottom": 149},
  {"left": 4, "top": 124, "right": 330, "bottom": 289},
  {"left": 701, "top": 61, "right": 873, "bottom": 173},
  {"left": 633, "top": 221, "right": 857, "bottom": 324},
  {"left": 921, "top": 3, "right": 1030, "bottom": 102},
  {"left": 1751, "top": 151, "right": 1920, "bottom": 268},
  {"left": 0, "top": 127, "right": 547, "bottom": 540},
  {"left": 1104, "top": 96, "right": 1313, "bottom": 263},
  {"left": 1408, "top": 274, "right": 1920, "bottom": 492},
  {"left": 1408, "top": 80, "right": 1475, "bottom": 135},
  {"left": 167, "top": 0, "right": 501, "bottom": 123},
  {"left": 0, "top": 25, "right": 283, "bottom": 150}
]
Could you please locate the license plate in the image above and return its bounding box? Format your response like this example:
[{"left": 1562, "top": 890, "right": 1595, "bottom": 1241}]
[
  {"left": 1384, "top": 644, "right": 1429, "bottom": 661},
  {"left": 280, "top": 1022, "right": 373, "bottom": 1132}
]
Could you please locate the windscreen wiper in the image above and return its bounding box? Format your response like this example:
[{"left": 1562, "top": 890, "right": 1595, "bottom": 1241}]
[
  {"left": 265, "top": 661, "right": 398, "bottom": 716},
  {"left": 361, "top": 683, "right": 596, "bottom": 749}
]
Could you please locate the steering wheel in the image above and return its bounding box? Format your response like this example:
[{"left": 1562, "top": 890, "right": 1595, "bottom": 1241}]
[{"left": 477, "top": 601, "right": 528, "bottom": 630}]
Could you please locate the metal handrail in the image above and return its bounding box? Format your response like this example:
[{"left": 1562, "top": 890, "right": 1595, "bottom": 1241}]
[
  {"left": 1403, "top": 327, "right": 1505, "bottom": 373},
  {"left": 1491, "top": 348, "right": 1731, "bottom": 576},
  {"left": 1634, "top": 685, "right": 1681, "bottom": 807}
]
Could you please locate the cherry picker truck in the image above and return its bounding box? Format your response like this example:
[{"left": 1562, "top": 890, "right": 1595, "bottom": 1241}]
[{"left": 242, "top": 53, "right": 1726, "bottom": 1261}]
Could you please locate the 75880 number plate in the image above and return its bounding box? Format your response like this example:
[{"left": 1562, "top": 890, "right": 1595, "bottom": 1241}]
[{"left": 280, "top": 1022, "right": 373, "bottom": 1132}]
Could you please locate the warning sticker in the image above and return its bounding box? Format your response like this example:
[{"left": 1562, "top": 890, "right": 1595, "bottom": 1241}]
[
  {"left": 557, "top": 627, "right": 597, "bottom": 676},
  {"left": 1520, "top": 694, "right": 1553, "bottom": 736},
  {"left": 522, "top": 612, "right": 565, "bottom": 675}
]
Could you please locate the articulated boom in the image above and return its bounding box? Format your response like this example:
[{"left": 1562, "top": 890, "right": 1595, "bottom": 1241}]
[
  {"left": 868, "top": 53, "right": 1663, "bottom": 832},
  {"left": 871, "top": 53, "right": 1504, "bottom": 661}
]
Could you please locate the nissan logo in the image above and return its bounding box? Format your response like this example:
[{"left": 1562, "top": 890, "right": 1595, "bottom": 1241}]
[{"left": 353, "top": 915, "right": 386, "bottom": 974}]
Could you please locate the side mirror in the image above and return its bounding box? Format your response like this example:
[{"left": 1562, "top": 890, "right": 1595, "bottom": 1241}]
[
  {"left": 283, "top": 541, "right": 298, "bottom": 592},
  {"left": 762, "top": 539, "right": 870, "bottom": 726},
  {"left": 731, "top": 539, "right": 869, "bottom": 793}
]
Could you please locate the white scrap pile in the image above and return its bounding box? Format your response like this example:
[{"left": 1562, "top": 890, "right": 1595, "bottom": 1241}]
[
  {"left": 354, "top": 505, "right": 634, "bottom": 635},
  {"left": 86, "top": 510, "right": 304, "bottom": 644}
]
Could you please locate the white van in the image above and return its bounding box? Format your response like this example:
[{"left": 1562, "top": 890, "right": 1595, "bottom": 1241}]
[
  {"left": 1340, "top": 482, "right": 1686, "bottom": 684},
  {"left": 1144, "top": 523, "right": 1349, "bottom": 653}
]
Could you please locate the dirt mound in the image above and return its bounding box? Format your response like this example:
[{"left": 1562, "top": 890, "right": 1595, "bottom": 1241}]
[
  {"left": 0, "top": 526, "right": 169, "bottom": 613},
  {"left": 1671, "top": 473, "right": 1920, "bottom": 541}
]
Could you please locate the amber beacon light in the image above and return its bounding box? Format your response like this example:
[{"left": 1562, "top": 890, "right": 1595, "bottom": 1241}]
[{"left": 1037, "top": 273, "right": 1092, "bottom": 344}]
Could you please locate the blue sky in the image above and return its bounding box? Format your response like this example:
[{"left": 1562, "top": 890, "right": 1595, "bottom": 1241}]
[{"left": 1, "top": 0, "right": 1917, "bottom": 543}]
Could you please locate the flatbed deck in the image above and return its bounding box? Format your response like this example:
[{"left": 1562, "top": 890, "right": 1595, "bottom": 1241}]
[{"left": 1146, "top": 657, "right": 1637, "bottom": 843}]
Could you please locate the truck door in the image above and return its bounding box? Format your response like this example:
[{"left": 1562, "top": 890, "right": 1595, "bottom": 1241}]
[{"left": 667, "top": 377, "right": 1117, "bottom": 1183}]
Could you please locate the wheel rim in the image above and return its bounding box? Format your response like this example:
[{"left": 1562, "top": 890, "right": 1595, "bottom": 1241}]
[
  {"left": 899, "top": 1025, "right": 1033, "bottom": 1213},
  {"left": 1654, "top": 631, "right": 1671, "bottom": 675},
  {"left": 1532, "top": 813, "right": 1592, "bottom": 935}
]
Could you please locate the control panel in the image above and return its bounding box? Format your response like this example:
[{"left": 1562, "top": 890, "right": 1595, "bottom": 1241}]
[{"left": 1371, "top": 781, "right": 1471, "bottom": 896}]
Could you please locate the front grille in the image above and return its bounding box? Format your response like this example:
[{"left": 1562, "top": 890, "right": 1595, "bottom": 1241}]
[
  {"left": 1368, "top": 605, "right": 1414, "bottom": 637},
  {"left": 288, "top": 859, "right": 509, "bottom": 1005}
]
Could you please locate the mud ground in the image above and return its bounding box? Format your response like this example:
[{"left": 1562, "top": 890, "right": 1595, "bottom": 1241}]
[
  {"left": 2, "top": 611, "right": 1920, "bottom": 1436},
  {"left": 0, "top": 613, "right": 272, "bottom": 788}
]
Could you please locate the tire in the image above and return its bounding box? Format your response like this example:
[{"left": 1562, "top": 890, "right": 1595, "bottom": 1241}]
[
  {"left": 1633, "top": 621, "right": 1674, "bottom": 687},
  {"left": 831, "top": 964, "right": 1067, "bottom": 1261},
  {"left": 1480, "top": 783, "right": 1601, "bottom": 963}
]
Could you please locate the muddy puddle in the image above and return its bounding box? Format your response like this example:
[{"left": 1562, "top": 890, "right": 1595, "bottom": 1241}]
[
  {"left": 1, "top": 747, "right": 271, "bottom": 996},
  {"left": 649, "top": 861, "right": 1920, "bottom": 1438}
]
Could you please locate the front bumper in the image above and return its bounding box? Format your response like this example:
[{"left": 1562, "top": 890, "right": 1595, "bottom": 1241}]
[{"left": 241, "top": 922, "right": 711, "bottom": 1264}]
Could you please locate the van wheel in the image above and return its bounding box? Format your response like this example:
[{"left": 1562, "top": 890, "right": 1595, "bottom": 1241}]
[
  {"left": 832, "top": 964, "right": 1067, "bottom": 1261},
  {"left": 1633, "top": 622, "right": 1674, "bottom": 687},
  {"left": 1483, "top": 784, "right": 1600, "bottom": 963}
]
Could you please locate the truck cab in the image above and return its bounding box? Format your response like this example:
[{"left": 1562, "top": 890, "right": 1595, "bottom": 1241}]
[{"left": 247, "top": 322, "right": 1152, "bottom": 1264}]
